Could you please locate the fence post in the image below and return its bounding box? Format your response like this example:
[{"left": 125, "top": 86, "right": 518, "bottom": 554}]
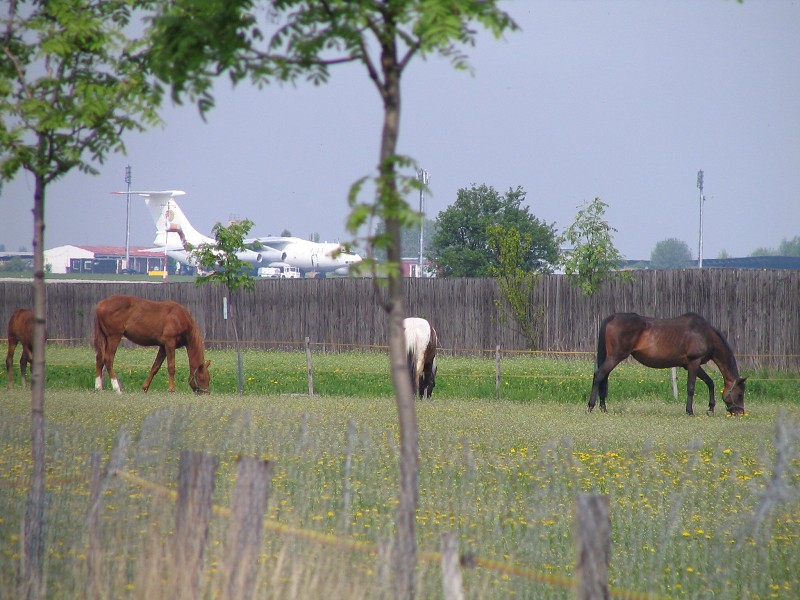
[
  {"left": 441, "top": 531, "right": 464, "bottom": 600},
  {"left": 495, "top": 345, "right": 501, "bottom": 399},
  {"left": 305, "top": 336, "right": 314, "bottom": 396},
  {"left": 87, "top": 427, "right": 129, "bottom": 600},
  {"left": 671, "top": 367, "right": 678, "bottom": 400},
  {"left": 574, "top": 494, "right": 610, "bottom": 600},
  {"left": 86, "top": 453, "right": 103, "bottom": 600},
  {"left": 340, "top": 419, "right": 357, "bottom": 531},
  {"left": 172, "top": 450, "right": 218, "bottom": 600},
  {"left": 222, "top": 456, "right": 273, "bottom": 600},
  {"left": 376, "top": 539, "right": 391, "bottom": 600}
]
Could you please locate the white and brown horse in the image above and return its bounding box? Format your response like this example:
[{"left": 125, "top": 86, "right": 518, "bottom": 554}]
[
  {"left": 6, "top": 308, "right": 35, "bottom": 390},
  {"left": 403, "top": 317, "right": 438, "bottom": 399},
  {"left": 94, "top": 295, "right": 211, "bottom": 394}
]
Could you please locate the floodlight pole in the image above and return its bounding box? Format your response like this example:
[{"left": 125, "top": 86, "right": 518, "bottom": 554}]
[
  {"left": 697, "top": 170, "right": 705, "bottom": 269},
  {"left": 124, "top": 165, "right": 132, "bottom": 271},
  {"left": 417, "top": 168, "right": 429, "bottom": 276}
]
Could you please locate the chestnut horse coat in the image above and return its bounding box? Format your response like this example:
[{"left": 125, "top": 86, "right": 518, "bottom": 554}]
[{"left": 94, "top": 295, "right": 210, "bottom": 394}]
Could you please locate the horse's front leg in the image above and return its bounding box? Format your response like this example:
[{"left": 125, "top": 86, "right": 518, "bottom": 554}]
[
  {"left": 696, "top": 367, "right": 716, "bottom": 416},
  {"left": 165, "top": 345, "right": 177, "bottom": 392},
  {"left": 142, "top": 346, "right": 167, "bottom": 392}
]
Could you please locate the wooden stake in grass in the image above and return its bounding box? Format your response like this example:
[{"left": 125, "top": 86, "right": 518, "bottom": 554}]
[{"left": 575, "top": 494, "right": 610, "bottom": 600}]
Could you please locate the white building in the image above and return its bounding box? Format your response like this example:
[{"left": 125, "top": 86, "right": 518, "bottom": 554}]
[{"left": 44, "top": 245, "right": 166, "bottom": 274}]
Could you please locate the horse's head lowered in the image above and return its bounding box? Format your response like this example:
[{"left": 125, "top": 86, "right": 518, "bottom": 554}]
[
  {"left": 189, "top": 360, "right": 212, "bottom": 394},
  {"left": 721, "top": 377, "right": 747, "bottom": 415}
]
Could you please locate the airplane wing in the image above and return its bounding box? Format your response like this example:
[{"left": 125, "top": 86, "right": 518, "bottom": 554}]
[
  {"left": 112, "top": 190, "right": 186, "bottom": 198},
  {"left": 245, "top": 237, "right": 301, "bottom": 251}
]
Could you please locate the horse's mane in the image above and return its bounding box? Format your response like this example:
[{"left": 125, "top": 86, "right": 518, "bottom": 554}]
[
  {"left": 711, "top": 325, "right": 739, "bottom": 375},
  {"left": 183, "top": 313, "right": 205, "bottom": 361}
]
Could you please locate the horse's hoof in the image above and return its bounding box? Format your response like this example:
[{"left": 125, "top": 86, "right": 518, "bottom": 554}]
[{"left": 706, "top": 410, "right": 714, "bottom": 417}]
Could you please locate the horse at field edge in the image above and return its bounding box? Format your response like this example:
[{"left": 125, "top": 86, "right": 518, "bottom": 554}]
[
  {"left": 404, "top": 317, "right": 438, "bottom": 399},
  {"left": 588, "top": 312, "right": 746, "bottom": 416},
  {"left": 93, "top": 295, "right": 211, "bottom": 394},
  {"left": 6, "top": 308, "right": 35, "bottom": 390}
]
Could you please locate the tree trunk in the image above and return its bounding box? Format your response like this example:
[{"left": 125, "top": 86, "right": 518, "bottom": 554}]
[
  {"left": 24, "top": 174, "right": 47, "bottom": 599},
  {"left": 377, "top": 46, "right": 419, "bottom": 599}
]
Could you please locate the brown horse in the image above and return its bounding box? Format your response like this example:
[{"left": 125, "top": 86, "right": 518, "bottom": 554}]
[
  {"left": 6, "top": 308, "right": 35, "bottom": 390},
  {"left": 589, "top": 312, "right": 746, "bottom": 416},
  {"left": 94, "top": 295, "right": 210, "bottom": 394},
  {"left": 404, "top": 317, "right": 438, "bottom": 398}
]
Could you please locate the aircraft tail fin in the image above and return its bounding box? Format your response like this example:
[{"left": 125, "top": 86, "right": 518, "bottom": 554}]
[{"left": 113, "top": 190, "right": 211, "bottom": 249}]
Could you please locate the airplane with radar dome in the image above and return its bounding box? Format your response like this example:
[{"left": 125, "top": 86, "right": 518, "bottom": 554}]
[{"left": 113, "top": 189, "right": 362, "bottom": 276}]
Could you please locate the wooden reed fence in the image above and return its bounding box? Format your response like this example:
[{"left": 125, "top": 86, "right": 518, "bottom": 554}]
[{"left": 2, "top": 269, "right": 798, "bottom": 369}]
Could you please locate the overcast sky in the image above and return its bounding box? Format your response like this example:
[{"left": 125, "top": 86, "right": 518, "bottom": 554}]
[{"left": 2, "top": 0, "right": 798, "bottom": 261}]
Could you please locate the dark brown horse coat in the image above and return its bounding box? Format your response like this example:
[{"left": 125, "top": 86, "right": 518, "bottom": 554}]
[
  {"left": 589, "top": 312, "right": 746, "bottom": 415},
  {"left": 94, "top": 295, "right": 210, "bottom": 394},
  {"left": 6, "top": 308, "right": 35, "bottom": 389}
]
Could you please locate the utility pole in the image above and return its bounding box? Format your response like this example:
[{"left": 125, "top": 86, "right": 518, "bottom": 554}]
[
  {"left": 697, "top": 170, "right": 705, "bottom": 269},
  {"left": 417, "top": 168, "right": 429, "bottom": 277},
  {"left": 124, "top": 165, "right": 132, "bottom": 272}
]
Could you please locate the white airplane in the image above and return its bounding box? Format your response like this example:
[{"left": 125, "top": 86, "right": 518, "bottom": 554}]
[{"left": 113, "top": 190, "right": 362, "bottom": 276}]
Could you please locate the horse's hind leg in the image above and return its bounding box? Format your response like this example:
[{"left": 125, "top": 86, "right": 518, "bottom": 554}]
[
  {"left": 20, "top": 346, "right": 32, "bottom": 389},
  {"left": 684, "top": 361, "right": 704, "bottom": 416},
  {"left": 142, "top": 346, "right": 167, "bottom": 392},
  {"left": 94, "top": 345, "right": 105, "bottom": 390},
  {"left": 696, "top": 367, "right": 716, "bottom": 416},
  {"left": 102, "top": 336, "right": 124, "bottom": 394},
  {"left": 589, "top": 359, "right": 620, "bottom": 413},
  {"left": 5, "top": 338, "right": 17, "bottom": 390}
]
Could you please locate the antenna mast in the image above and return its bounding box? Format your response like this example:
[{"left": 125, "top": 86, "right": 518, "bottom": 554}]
[
  {"left": 124, "top": 165, "right": 132, "bottom": 272},
  {"left": 417, "top": 168, "right": 429, "bottom": 276},
  {"left": 697, "top": 170, "right": 705, "bottom": 269}
]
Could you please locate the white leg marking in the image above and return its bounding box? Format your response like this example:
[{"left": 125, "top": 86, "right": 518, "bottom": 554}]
[
  {"left": 112, "top": 378, "right": 122, "bottom": 394},
  {"left": 95, "top": 376, "right": 103, "bottom": 391}
]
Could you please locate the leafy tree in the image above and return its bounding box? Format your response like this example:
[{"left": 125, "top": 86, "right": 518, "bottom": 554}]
[
  {"left": 751, "top": 247, "right": 777, "bottom": 257},
  {"left": 560, "top": 197, "right": 629, "bottom": 295},
  {"left": 189, "top": 220, "right": 256, "bottom": 395},
  {"left": 778, "top": 236, "right": 800, "bottom": 256},
  {"left": 0, "top": 256, "right": 27, "bottom": 272},
  {"left": 143, "top": 2, "right": 517, "bottom": 595},
  {"left": 430, "top": 184, "right": 559, "bottom": 277},
  {"left": 486, "top": 224, "right": 542, "bottom": 348},
  {"left": 374, "top": 218, "right": 437, "bottom": 261},
  {"left": 650, "top": 238, "right": 693, "bottom": 269},
  {"left": 0, "top": 2, "right": 160, "bottom": 595}
]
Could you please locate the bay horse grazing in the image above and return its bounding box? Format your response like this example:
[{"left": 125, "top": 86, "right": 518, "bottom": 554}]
[
  {"left": 6, "top": 308, "right": 35, "bottom": 390},
  {"left": 589, "top": 312, "right": 746, "bottom": 416},
  {"left": 94, "top": 295, "right": 210, "bottom": 394},
  {"left": 403, "top": 317, "right": 438, "bottom": 399}
]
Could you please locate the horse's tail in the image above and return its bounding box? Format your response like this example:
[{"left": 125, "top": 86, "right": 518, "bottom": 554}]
[
  {"left": 406, "top": 345, "right": 418, "bottom": 394},
  {"left": 93, "top": 310, "right": 107, "bottom": 358},
  {"left": 595, "top": 315, "right": 614, "bottom": 399},
  {"left": 596, "top": 316, "right": 609, "bottom": 369}
]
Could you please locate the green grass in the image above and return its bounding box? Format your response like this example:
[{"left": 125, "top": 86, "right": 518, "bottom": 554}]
[
  {"left": 1, "top": 348, "right": 799, "bottom": 598},
  {"left": 26, "top": 344, "right": 800, "bottom": 408}
]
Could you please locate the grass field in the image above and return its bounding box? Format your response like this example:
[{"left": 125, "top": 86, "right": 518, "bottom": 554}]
[{"left": 1, "top": 346, "right": 798, "bottom": 598}]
